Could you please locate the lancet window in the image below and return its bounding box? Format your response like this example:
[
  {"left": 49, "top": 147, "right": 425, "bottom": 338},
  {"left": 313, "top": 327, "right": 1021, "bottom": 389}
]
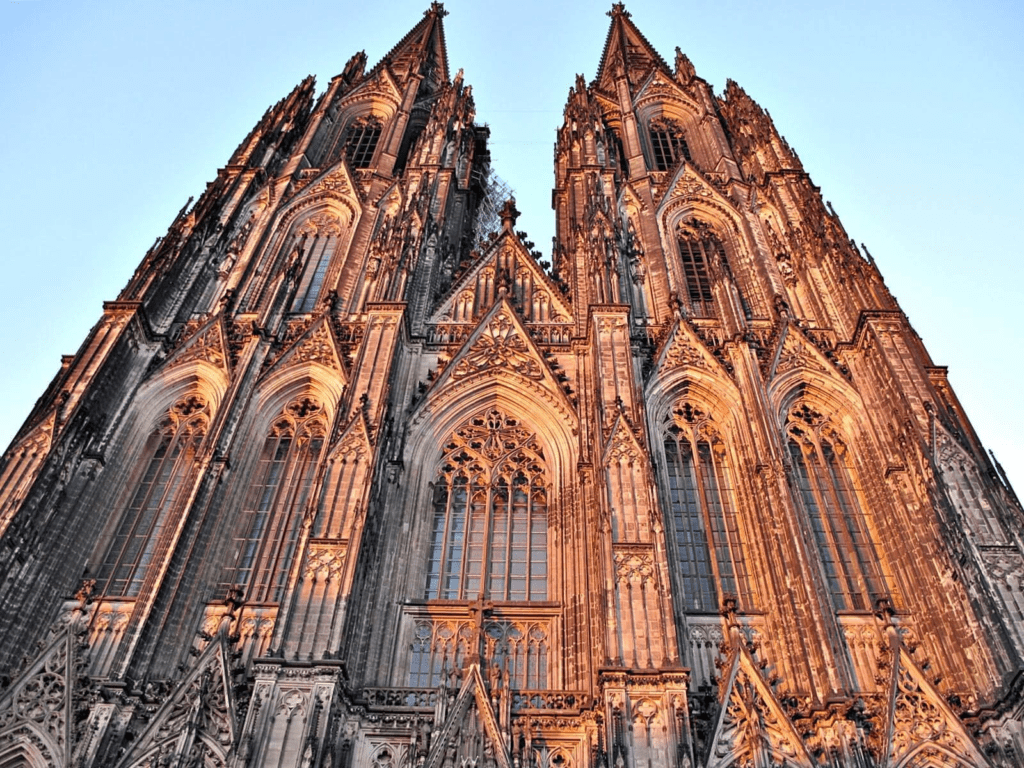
[
  {"left": 425, "top": 410, "right": 548, "bottom": 602},
  {"left": 786, "top": 404, "right": 887, "bottom": 611},
  {"left": 344, "top": 116, "right": 382, "bottom": 169},
  {"left": 649, "top": 117, "right": 691, "bottom": 171},
  {"left": 220, "top": 397, "right": 327, "bottom": 603},
  {"left": 676, "top": 221, "right": 722, "bottom": 317},
  {"left": 662, "top": 403, "right": 749, "bottom": 612},
  {"left": 292, "top": 213, "right": 343, "bottom": 313},
  {"left": 97, "top": 395, "right": 209, "bottom": 597}
]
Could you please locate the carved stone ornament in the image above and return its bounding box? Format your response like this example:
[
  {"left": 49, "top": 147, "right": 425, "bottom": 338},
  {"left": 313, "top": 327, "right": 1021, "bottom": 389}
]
[
  {"left": 292, "top": 321, "right": 341, "bottom": 371},
  {"left": 708, "top": 652, "right": 813, "bottom": 768},
  {"left": 303, "top": 543, "right": 347, "bottom": 583},
  {"left": 885, "top": 650, "right": 986, "bottom": 768},
  {"left": 774, "top": 329, "right": 828, "bottom": 378},
  {"left": 614, "top": 549, "right": 655, "bottom": 585},
  {"left": 452, "top": 310, "right": 543, "bottom": 380},
  {"left": 308, "top": 169, "right": 354, "bottom": 199},
  {"left": 672, "top": 172, "right": 714, "bottom": 201},
  {"left": 663, "top": 330, "right": 708, "bottom": 371},
  {"left": 166, "top": 321, "right": 228, "bottom": 372}
]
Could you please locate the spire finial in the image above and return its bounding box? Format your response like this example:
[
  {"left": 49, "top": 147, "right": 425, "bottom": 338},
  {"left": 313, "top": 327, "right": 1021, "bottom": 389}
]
[
  {"left": 607, "top": 3, "right": 631, "bottom": 18},
  {"left": 499, "top": 197, "right": 520, "bottom": 231},
  {"left": 426, "top": 2, "right": 448, "bottom": 17}
]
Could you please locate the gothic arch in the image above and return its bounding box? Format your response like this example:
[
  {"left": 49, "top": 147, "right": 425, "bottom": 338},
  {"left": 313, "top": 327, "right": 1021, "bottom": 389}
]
[
  {"left": 657, "top": 200, "right": 766, "bottom": 318},
  {"left": 409, "top": 377, "right": 578, "bottom": 486},
  {"left": 0, "top": 725, "right": 59, "bottom": 768},
  {"left": 636, "top": 100, "right": 701, "bottom": 171},
  {"left": 895, "top": 743, "right": 978, "bottom": 768},
  {"left": 769, "top": 376, "right": 868, "bottom": 448},
  {"left": 647, "top": 365, "right": 744, "bottom": 436},
  {"left": 251, "top": 366, "right": 344, "bottom": 434},
  {"left": 635, "top": 91, "right": 701, "bottom": 123},
  {"left": 397, "top": 384, "right": 577, "bottom": 613}
]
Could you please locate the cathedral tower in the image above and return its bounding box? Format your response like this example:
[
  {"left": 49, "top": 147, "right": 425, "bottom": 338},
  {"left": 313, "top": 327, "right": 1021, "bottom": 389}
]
[{"left": 0, "top": 5, "right": 1021, "bottom": 767}]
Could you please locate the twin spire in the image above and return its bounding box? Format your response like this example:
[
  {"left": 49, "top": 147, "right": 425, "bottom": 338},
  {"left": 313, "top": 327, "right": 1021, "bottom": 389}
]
[{"left": 370, "top": 4, "right": 671, "bottom": 95}]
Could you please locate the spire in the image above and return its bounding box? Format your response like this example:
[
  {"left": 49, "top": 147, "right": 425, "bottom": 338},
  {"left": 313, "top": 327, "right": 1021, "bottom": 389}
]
[
  {"left": 594, "top": 4, "right": 672, "bottom": 92},
  {"left": 368, "top": 2, "right": 450, "bottom": 87}
]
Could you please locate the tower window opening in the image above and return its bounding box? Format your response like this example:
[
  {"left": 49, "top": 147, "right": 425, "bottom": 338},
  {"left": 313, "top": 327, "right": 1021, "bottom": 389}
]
[
  {"left": 344, "top": 117, "right": 382, "bottom": 169},
  {"left": 649, "top": 117, "right": 691, "bottom": 171},
  {"left": 676, "top": 225, "right": 721, "bottom": 317}
]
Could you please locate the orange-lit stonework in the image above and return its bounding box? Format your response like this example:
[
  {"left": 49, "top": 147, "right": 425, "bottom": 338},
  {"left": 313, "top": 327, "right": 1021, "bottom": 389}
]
[{"left": 0, "top": 5, "right": 1021, "bottom": 766}]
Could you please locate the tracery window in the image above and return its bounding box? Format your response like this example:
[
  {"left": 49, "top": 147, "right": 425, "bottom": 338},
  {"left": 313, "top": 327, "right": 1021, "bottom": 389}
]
[
  {"left": 344, "top": 116, "right": 382, "bottom": 169},
  {"left": 649, "top": 117, "right": 691, "bottom": 171},
  {"left": 786, "top": 404, "right": 887, "bottom": 611},
  {"left": 425, "top": 410, "right": 548, "bottom": 602},
  {"left": 97, "top": 395, "right": 209, "bottom": 597},
  {"left": 662, "top": 403, "right": 749, "bottom": 612},
  {"left": 407, "top": 617, "right": 551, "bottom": 689},
  {"left": 676, "top": 221, "right": 722, "bottom": 317},
  {"left": 220, "top": 397, "right": 327, "bottom": 602},
  {"left": 292, "top": 213, "right": 342, "bottom": 313}
]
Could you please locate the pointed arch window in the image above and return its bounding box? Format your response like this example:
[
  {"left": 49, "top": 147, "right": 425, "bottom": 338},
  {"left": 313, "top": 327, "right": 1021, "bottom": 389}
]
[
  {"left": 97, "top": 396, "right": 209, "bottom": 597},
  {"left": 344, "top": 116, "right": 382, "bottom": 169},
  {"left": 662, "top": 403, "right": 749, "bottom": 612},
  {"left": 786, "top": 404, "right": 887, "bottom": 611},
  {"left": 220, "top": 397, "right": 327, "bottom": 603},
  {"left": 676, "top": 221, "right": 723, "bottom": 317},
  {"left": 292, "top": 213, "right": 342, "bottom": 313},
  {"left": 425, "top": 410, "right": 548, "bottom": 602},
  {"left": 649, "top": 117, "right": 691, "bottom": 171}
]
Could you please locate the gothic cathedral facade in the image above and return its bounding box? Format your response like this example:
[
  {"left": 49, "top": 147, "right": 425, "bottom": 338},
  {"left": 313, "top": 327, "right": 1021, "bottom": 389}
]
[{"left": 0, "top": 5, "right": 1021, "bottom": 767}]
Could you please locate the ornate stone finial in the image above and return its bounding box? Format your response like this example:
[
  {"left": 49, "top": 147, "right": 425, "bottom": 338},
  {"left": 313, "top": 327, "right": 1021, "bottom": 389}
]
[
  {"left": 674, "top": 47, "right": 696, "bottom": 82},
  {"left": 499, "top": 197, "right": 520, "bottom": 231},
  {"left": 607, "top": 3, "right": 631, "bottom": 18},
  {"left": 426, "top": 2, "right": 448, "bottom": 18}
]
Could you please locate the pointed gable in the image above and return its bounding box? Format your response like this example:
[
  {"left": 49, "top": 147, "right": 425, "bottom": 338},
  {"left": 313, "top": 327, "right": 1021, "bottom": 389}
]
[
  {"left": 114, "top": 637, "right": 238, "bottom": 768},
  {"left": 430, "top": 229, "right": 572, "bottom": 327},
  {"left": 634, "top": 69, "right": 700, "bottom": 112},
  {"left": 603, "top": 411, "right": 647, "bottom": 466},
  {"left": 261, "top": 315, "right": 348, "bottom": 383},
  {"left": 448, "top": 300, "right": 545, "bottom": 382},
  {"left": 655, "top": 317, "right": 730, "bottom": 379},
  {"left": 163, "top": 316, "right": 231, "bottom": 377},
  {"left": 594, "top": 4, "right": 673, "bottom": 94},
  {"left": 659, "top": 163, "right": 731, "bottom": 210},
  {"left": 329, "top": 411, "right": 372, "bottom": 461},
  {"left": 767, "top": 322, "right": 844, "bottom": 383},
  {"left": 337, "top": 64, "right": 404, "bottom": 112},
  {"left": 425, "top": 665, "right": 512, "bottom": 768},
  {"left": 0, "top": 613, "right": 87, "bottom": 767},
  {"left": 707, "top": 645, "right": 814, "bottom": 768},
  {"left": 422, "top": 298, "right": 575, "bottom": 416},
  {"left": 879, "top": 647, "right": 992, "bottom": 768}
]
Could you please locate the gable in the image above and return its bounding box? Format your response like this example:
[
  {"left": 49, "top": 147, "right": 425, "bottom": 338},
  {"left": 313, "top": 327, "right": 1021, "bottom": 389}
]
[{"left": 430, "top": 231, "right": 572, "bottom": 327}]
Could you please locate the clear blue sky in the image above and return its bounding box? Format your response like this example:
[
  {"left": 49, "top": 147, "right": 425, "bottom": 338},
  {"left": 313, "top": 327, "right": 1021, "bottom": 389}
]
[{"left": 1, "top": 1, "right": 1022, "bottom": 489}]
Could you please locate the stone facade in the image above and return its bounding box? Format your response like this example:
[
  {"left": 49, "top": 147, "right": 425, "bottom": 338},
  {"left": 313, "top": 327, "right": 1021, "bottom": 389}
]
[{"left": 0, "top": 4, "right": 1022, "bottom": 766}]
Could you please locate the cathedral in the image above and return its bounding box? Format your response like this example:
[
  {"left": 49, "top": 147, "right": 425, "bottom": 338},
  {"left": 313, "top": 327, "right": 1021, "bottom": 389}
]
[{"left": 1, "top": 4, "right": 1023, "bottom": 766}]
